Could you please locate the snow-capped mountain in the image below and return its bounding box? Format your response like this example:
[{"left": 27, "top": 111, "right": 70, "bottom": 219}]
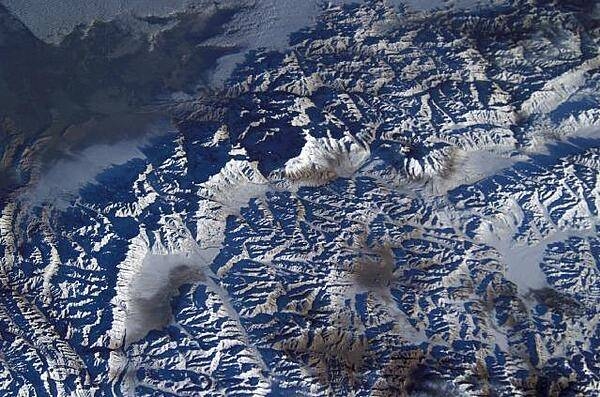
[{"left": 1, "top": 0, "right": 600, "bottom": 395}]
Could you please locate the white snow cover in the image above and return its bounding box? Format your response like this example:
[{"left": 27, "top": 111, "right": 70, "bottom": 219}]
[{"left": 283, "top": 133, "right": 371, "bottom": 186}]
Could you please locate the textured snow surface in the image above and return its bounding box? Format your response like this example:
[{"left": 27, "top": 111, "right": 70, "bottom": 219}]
[{"left": 2, "top": 0, "right": 600, "bottom": 396}]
